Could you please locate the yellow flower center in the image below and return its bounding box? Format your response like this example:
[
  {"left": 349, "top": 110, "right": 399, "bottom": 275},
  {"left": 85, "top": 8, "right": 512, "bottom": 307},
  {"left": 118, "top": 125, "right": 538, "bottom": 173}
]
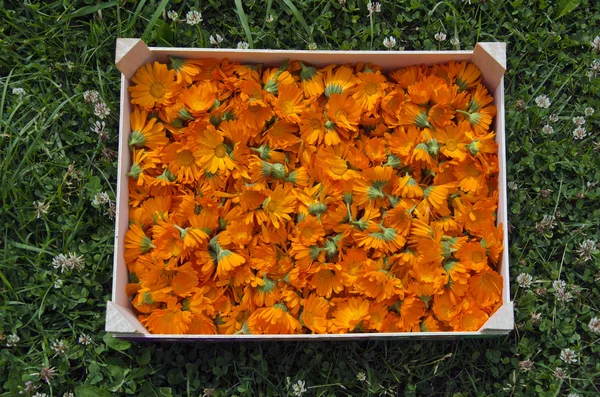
[
  {"left": 335, "top": 109, "right": 348, "bottom": 120},
  {"left": 248, "top": 104, "right": 261, "bottom": 113},
  {"left": 149, "top": 83, "right": 166, "bottom": 99},
  {"left": 214, "top": 144, "right": 227, "bottom": 158},
  {"left": 280, "top": 101, "right": 294, "bottom": 115},
  {"left": 467, "top": 163, "right": 481, "bottom": 177},
  {"left": 301, "top": 226, "right": 316, "bottom": 239},
  {"left": 310, "top": 118, "right": 322, "bottom": 130},
  {"left": 177, "top": 150, "right": 195, "bottom": 166},
  {"left": 446, "top": 139, "right": 458, "bottom": 151},
  {"left": 471, "top": 251, "right": 484, "bottom": 263},
  {"left": 364, "top": 82, "right": 379, "bottom": 96}
]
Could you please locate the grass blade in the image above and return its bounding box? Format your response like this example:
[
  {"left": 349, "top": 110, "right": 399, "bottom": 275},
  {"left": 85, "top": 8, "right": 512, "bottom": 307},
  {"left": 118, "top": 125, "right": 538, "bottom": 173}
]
[
  {"left": 126, "top": 0, "right": 147, "bottom": 32},
  {"left": 234, "top": 0, "right": 255, "bottom": 48},
  {"left": 57, "top": 0, "right": 119, "bottom": 24},
  {"left": 141, "top": 0, "right": 170, "bottom": 42},
  {"left": 280, "top": 0, "right": 312, "bottom": 40}
]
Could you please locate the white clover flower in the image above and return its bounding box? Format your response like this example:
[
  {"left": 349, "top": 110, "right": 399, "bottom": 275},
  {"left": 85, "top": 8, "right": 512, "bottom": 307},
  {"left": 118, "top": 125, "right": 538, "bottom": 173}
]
[
  {"left": 367, "top": 2, "right": 381, "bottom": 16},
  {"left": 588, "top": 59, "right": 600, "bottom": 78},
  {"left": 33, "top": 393, "right": 48, "bottom": 397},
  {"left": 83, "top": 90, "right": 100, "bottom": 103},
  {"left": 237, "top": 41, "right": 250, "bottom": 50},
  {"left": 553, "top": 367, "right": 567, "bottom": 380},
  {"left": 542, "top": 124, "right": 554, "bottom": 135},
  {"left": 567, "top": 393, "right": 580, "bottom": 397},
  {"left": 52, "top": 252, "right": 85, "bottom": 273},
  {"left": 450, "top": 37, "right": 460, "bottom": 46},
  {"left": 535, "top": 214, "right": 556, "bottom": 232},
  {"left": 518, "top": 360, "right": 534, "bottom": 371},
  {"left": 516, "top": 273, "right": 533, "bottom": 288},
  {"left": 167, "top": 10, "right": 178, "bottom": 21},
  {"left": 555, "top": 283, "right": 574, "bottom": 303},
  {"left": 507, "top": 181, "right": 518, "bottom": 191},
  {"left": 33, "top": 201, "right": 50, "bottom": 218},
  {"left": 584, "top": 107, "right": 594, "bottom": 116},
  {"left": 338, "top": 0, "right": 346, "bottom": 5},
  {"left": 91, "top": 120, "right": 108, "bottom": 141},
  {"left": 6, "top": 333, "right": 19, "bottom": 347},
  {"left": 12, "top": 87, "right": 26, "bottom": 97},
  {"left": 266, "top": 14, "right": 275, "bottom": 23},
  {"left": 51, "top": 339, "right": 69, "bottom": 357},
  {"left": 572, "top": 116, "right": 586, "bottom": 126},
  {"left": 31, "top": 364, "right": 56, "bottom": 384},
  {"left": 21, "top": 380, "right": 39, "bottom": 394},
  {"left": 291, "top": 380, "right": 307, "bottom": 397},
  {"left": 531, "top": 312, "right": 541, "bottom": 324},
  {"left": 553, "top": 279, "right": 567, "bottom": 292},
  {"left": 591, "top": 36, "right": 600, "bottom": 53},
  {"left": 92, "top": 191, "right": 111, "bottom": 206},
  {"left": 549, "top": 113, "right": 559, "bottom": 123},
  {"left": 576, "top": 239, "right": 596, "bottom": 262},
  {"left": 186, "top": 10, "right": 203, "bottom": 26},
  {"left": 209, "top": 34, "right": 224, "bottom": 46},
  {"left": 54, "top": 279, "right": 63, "bottom": 289},
  {"left": 560, "top": 348, "right": 577, "bottom": 364},
  {"left": 94, "top": 101, "right": 110, "bottom": 119},
  {"left": 78, "top": 333, "right": 92, "bottom": 345},
  {"left": 308, "top": 43, "right": 318, "bottom": 51},
  {"left": 383, "top": 36, "right": 396, "bottom": 50},
  {"left": 63, "top": 393, "right": 75, "bottom": 397},
  {"left": 434, "top": 32, "right": 447, "bottom": 42},
  {"left": 535, "top": 95, "right": 551, "bottom": 108},
  {"left": 573, "top": 126, "right": 587, "bottom": 140},
  {"left": 106, "top": 202, "right": 116, "bottom": 220},
  {"left": 588, "top": 317, "right": 600, "bottom": 333},
  {"left": 356, "top": 371, "right": 367, "bottom": 381}
]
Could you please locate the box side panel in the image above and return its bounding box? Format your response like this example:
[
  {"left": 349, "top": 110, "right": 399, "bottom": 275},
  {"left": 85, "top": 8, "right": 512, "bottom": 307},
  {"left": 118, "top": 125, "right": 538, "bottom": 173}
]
[
  {"left": 115, "top": 39, "right": 154, "bottom": 80},
  {"left": 112, "top": 74, "right": 132, "bottom": 307},
  {"left": 106, "top": 302, "right": 148, "bottom": 333},
  {"left": 149, "top": 48, "right": 472, "bottom": 71},
  {"left": 495, "top": 77, "right": 511, "bottom": 305},
  {"left": 470, "top": 43, "right": 506, "bottom": 92},
  {"left": 112, "top": 330, "right": 505, "bottom": 342}
]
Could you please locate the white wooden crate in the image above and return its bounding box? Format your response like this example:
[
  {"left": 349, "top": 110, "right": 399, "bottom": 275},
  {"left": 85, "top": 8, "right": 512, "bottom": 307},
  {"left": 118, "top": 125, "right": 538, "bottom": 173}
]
[{"left": 107, "top": 39, "right": 513, "bottom": 340}]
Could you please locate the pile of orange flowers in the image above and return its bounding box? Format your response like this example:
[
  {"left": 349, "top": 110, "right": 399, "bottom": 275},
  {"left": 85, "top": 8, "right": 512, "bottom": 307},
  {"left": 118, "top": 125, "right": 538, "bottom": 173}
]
[{"left": 123, "top": 56, "right": 504, "bottom": 335}]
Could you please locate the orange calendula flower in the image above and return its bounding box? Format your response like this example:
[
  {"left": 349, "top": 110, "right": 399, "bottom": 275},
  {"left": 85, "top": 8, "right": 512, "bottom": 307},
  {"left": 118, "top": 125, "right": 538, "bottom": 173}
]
[
  {"left": 301, "top": 295, "right": 330, "bottom": 334},
  {"left": 129, "top": 107, "right": 167, "bottom": 149},
  {"left": 129, "top": 62, "right": 179, "bottom": 109},
  {"left": 141, "top": 297, "right": 193, "bottom": 334},
  {"left": 326, "top": 93, "right": 362, "bottom": 131},
  {"left": 261, "top": 184, "right": 297, "bottom": 228},
  {"left": 435, "top": 122, "right": 471, "bottom": 161},
  {"left": 455, "top": 242, "right": 488, "bottom": 272},
  {"left": 124, "top": 224, "right": 155, "bottom": 264},
  {"left": 353, "top": 71, "right": 388, "bottom": 111},
  {"left": 161, "top": 141, "right": 203, "bottom": 183},
  {"left": 469, "top": 268, "right": 503, "bottom": 307},
  {"left": 323, "top": 65, "right": 358, "bottom": 97},
  {"left": 273, "top": 83, "right": 305, "bottom": 123},
  {"left": 247, "top": 303, "right": 303, "bottom": 334},
  {"left": 179, "top": 82, "right": 218, "bottom": 115},
  {"left": 195, "top": 125, "right": 236, "bottom": 173},
  {"left": 299, "top": 62, "right": 325, "bottom": 98},
  {"left": 329, "top": 297, "right": 371, "bottom": 333},
  {"left": 169, "top": 57, "right": 203, "bottom": 85}
]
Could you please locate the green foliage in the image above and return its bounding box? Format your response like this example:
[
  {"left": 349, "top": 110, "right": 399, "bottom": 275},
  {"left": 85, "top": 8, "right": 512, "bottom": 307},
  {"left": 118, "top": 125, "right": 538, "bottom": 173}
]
[{"left": 1, "top": 0, "right": 600, "bottom": 396}]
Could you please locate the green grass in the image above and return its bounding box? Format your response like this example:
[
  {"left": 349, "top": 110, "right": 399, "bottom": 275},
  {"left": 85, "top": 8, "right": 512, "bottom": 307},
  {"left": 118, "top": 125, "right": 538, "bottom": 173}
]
[{"left": 1, "top": 0, "right": 600, "bottom": 396}]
